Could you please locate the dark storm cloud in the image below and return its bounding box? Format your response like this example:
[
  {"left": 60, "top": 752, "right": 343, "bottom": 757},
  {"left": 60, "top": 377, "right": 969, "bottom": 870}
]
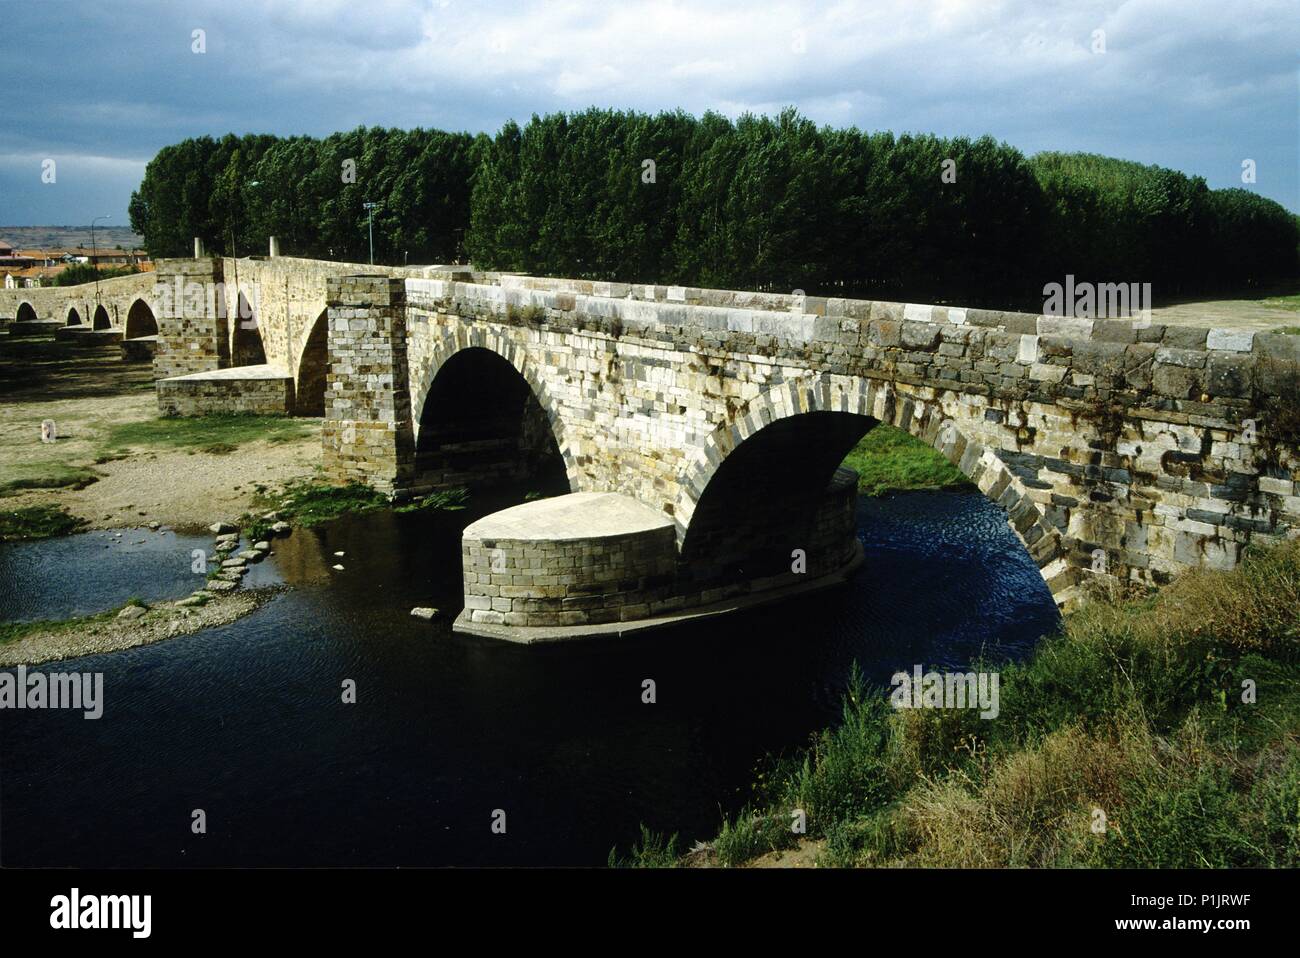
[{"left": 2, "top": 0, "right": 1295, "bottom": 225}]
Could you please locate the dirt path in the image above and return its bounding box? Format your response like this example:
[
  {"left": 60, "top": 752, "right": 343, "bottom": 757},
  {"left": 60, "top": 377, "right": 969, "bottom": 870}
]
[{"left": 0, "top": 336, "right": 320, "bottom": 531}]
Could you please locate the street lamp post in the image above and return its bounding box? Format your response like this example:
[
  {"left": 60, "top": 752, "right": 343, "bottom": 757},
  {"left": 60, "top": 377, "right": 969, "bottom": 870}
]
[
  {"left": 363, "top": 202, "right": 380, "bottom": 265},
  {"left": 90, "top": 215, "right": 110, "bottom": 313}
]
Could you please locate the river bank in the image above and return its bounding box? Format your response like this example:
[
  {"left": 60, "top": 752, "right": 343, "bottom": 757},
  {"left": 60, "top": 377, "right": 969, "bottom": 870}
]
[
  {"left": 0, "top": 586, "right": 284, "bottom": 667},
  {"left": 616, "top": 539, "right": 1300, "bottom": 868}
]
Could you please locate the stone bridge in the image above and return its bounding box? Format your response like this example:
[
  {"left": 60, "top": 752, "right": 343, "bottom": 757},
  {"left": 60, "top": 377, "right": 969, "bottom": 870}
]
[
  {"left": 0, "top": 270, "right": 163, "bottom": 358},
  {"left": 6, "top": 254, "right": 1300, "bottom": 641}
]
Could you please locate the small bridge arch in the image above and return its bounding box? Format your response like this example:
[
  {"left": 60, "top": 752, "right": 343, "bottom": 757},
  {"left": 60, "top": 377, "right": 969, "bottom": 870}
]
[
  {"left": 66, "top": 306, "right": 82, "bottom": 326},
  {"left": 16, "top": 302, "right": 37, "bottom": 323},
  {"left": 92, "top": 304, "right": 111, "bottom": 330},
  {"left": 125, "top": 298, "right": 157, "bottom": 339}
]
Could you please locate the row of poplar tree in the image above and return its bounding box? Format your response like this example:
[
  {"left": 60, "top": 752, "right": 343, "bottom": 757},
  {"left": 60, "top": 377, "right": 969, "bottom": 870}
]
[{"left": 129, "top": 108, "right": 1299, "bottom": 309}]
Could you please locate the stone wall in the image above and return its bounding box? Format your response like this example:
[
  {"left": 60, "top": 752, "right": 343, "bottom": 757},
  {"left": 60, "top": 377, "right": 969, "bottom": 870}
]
[
  {"left": 157, "top": 373, "right": 293, "bottom": 416},
  {"left": 0, "top": 271, "right": 157, "bottom": 329},
  {"left": 399, "top": 275, "right": 1300, "bottom": 608},
  {"left": 321, "top": 275, "right": 415, "bottom": 493},
  {"left": 153, "top": 259, "right": 229, "bottom": 379}
]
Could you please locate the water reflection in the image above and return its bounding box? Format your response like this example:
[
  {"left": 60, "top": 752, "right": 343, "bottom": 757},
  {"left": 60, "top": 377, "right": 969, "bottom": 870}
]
[{"left": 0, "top": 490, "right": 1058, "bottom": 866}]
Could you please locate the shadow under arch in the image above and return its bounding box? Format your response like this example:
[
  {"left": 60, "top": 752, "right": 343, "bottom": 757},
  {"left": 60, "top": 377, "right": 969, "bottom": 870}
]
[
  {"left": 412, "top": 340, "right": 570, "bottom": 495},
  {"left": 231, "top": 291, "right": 266, "bottom": 366},
  {"left": 674, "top": 374, "right": 1072, "bottom": 603},
  {"left": 411, "top": 327, "right": 578, "bottom": 490},
  {"left": 92, "top": 304, "right": 111, "bottom": 330},
  {"left": 16, "top": 302, "right": 37, "bottom": 323},
  {"left": 294, "top": 308, "right": 329, "bottom": 416},
  {"left": 65, "top": 306, "right": 81, "bottom": 326},
  {"left": 124, "top": 299, "right": 157, "bottom": 339}
]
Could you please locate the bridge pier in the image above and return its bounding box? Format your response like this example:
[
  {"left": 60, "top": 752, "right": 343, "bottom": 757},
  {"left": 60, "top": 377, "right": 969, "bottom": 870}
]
[
  {"left": 321, "top": 275, "right": 416, "bottom": 494},
  {"left": 454, "top": 469, "right": 862, "bottom": 641}
]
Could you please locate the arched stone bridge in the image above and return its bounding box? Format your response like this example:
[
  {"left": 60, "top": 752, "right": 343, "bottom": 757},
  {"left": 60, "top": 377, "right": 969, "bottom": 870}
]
[
  {"left": 0, "top": 270, "right": 164, "bottom": 358},
  {"left": 7, "top": 255, "right": 1299, "bottom": 640}
]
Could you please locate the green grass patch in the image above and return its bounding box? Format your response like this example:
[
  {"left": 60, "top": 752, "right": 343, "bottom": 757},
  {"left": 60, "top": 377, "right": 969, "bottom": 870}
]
[
  {"left": 1261, "top": 294, "right": 1300, "bottom": 312},
  {"left": 103, "top": 414, "right": 311, "bottom": 456},
  {"left": 0, "top": 463, "right": 100, "bottom": 497},
  {"left": 238, "top": 479, "right": 470, "bottom": 541},
  {"left": 607, "top": 827, "right": 683, "bottom": 868},
  {"left": 0, "top": 504, "right": 85, "bottom": 541},
  {"left": 0, "top": 605, "right": 122, "bottom": 645},
  {"left": 614, "top": 538, "right": 1300, "bottom": 868},
  {"left": 841, "top": 424, "right": 973, "bottom": 496}
]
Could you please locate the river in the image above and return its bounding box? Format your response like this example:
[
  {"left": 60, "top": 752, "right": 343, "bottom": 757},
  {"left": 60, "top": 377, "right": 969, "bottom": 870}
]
[{"left": 0, "top": 490, "right": 1059, "bottom": 866}]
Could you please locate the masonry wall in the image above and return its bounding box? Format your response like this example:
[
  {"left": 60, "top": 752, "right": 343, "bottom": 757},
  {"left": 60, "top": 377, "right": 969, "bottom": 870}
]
[
  {"left": 321, "top": 275, "right": 415, "bottom": 493},
  {"left": 157, "top": 375, "right": 293, "bottom": 416},
  {"left": 153, "top": 259, "right": 229, "bottom": 379},
  {"left": 0, "top": 271, "right": 157, "bottom": 328},
  {"left": 400, "top": 276, "right": 1300, "bottom": 605}
]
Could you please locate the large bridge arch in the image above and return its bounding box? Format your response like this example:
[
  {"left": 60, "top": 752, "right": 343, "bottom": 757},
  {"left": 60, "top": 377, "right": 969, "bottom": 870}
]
[
  {"left": 410, "top": 329, "right": 574, "bottom": 493},
  {"left": 673, "top": 373, "right": 1073, "bottom": 604}
]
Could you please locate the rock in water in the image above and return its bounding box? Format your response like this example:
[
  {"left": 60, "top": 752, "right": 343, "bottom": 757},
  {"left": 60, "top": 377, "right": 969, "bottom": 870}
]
[
  {"left": 117, "top": 605, "right": 147, "bottom": 620},
  {"left": 410, "top": 607, "right": 438, "bottom": 620},
  {"left": 209, "top": 521, "right": 238, "bottom": 534}
]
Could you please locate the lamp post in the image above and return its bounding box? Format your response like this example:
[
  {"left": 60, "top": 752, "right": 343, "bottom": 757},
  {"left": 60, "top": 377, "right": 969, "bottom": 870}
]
[
  {"left": 90, "top": 215, "right": 110, "bottom": 312},
  {"left": 363, "top": 201, "right": 379, "bottom": 265}
]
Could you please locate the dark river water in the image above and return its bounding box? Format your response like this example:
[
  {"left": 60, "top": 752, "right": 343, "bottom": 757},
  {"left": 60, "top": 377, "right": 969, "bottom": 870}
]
[{"left": 0, "top": 491, "right": 1059, "bottom": 867}]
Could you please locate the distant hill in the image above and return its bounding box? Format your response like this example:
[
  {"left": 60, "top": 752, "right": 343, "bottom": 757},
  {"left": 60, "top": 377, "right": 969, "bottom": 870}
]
[{"left": 0, "top": 225, "right": 144, "bottom": 251}]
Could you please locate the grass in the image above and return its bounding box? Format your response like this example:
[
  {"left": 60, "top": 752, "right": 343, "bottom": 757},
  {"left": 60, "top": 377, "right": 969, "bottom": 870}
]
[
  {"left": 0, "top": 604, "right": 124, "bottom": 645},
  {"left": 613, "top": 539, "right": 1300, "bottom": 868},
  {"left": 1261, "top": 294, "right": 1300, "bottom": 312},
  {"left": 0, "top": 504, "right": 85, "bottom": 541},
  {"left": 102, "top": 414, "right": 311, "bottom": 457},
  {"left": 841, "top": 424, "right": 973, "bottom": 496},
  {"left": 0, "top": 462, "right": 100, "bottom": 497},
  {"left": 238, "top": 478, "right": 470, "bottom": 541}
]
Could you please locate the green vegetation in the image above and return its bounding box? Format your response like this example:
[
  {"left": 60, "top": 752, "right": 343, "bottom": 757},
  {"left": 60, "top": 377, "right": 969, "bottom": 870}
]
[
  {"left": 102, "top": 414, "right": 310, "bottom": 457},
  {"left": 0, "top": 463, "right": 100, "bottom": 497},
  {"left": 1261, "top": 294, "right": 1300, "bottom": 312},
  {"left": 240, "top": 479, "right": 469, "bottom": 541},
  {"left": 52, "top": 263, "right": 140, "bottom": 286},
  {"left": 132, "top": 111, "right": 1300, "bottom": 307},
  {"left": 614, "top": 540, "right": 1300, "bottom": 868},
  {"left": 0, "top": 601, "right": 147, "bottom": 645},
  {"left": 0, "top": 505, "right": 85, "bottom": 541},
  {"left": 841, "top": 425, "right": 972, "bottom": 496}
]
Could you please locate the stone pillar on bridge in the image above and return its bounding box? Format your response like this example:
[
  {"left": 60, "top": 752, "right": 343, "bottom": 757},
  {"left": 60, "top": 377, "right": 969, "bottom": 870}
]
[
  {"left": 152, "top": 257, "right": 229, "bottom": 381},
  {"left": 322, "top": 275, "right": 416, "bottom": 495}
]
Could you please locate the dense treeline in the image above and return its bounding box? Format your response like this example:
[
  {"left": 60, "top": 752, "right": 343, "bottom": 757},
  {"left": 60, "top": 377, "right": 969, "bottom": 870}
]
[
  {"left": 130, "top": 110, "right": 1299, "bottom": 308},
  {"left": 129, "top": 128, "right": 477, "bottom": 265}
]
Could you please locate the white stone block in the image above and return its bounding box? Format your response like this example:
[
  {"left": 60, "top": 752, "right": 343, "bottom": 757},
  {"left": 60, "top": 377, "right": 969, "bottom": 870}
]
[{"left": 1206, "top": 328, "right": 1254, "bottom": 352}]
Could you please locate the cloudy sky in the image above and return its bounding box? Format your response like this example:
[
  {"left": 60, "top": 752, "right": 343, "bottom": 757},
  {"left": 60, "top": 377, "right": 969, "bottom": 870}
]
[{"left": 2, "top": 0, "right": 1296, "bottom": 226}]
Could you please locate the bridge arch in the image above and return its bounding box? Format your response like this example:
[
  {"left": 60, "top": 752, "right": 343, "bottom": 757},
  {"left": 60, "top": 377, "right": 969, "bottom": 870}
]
[
  {"left": 66, "top": 306, "right": 82, "bottom": 326},
  {"left": 124, "top": 299, "right": 157, "bottom": 339},
  {"left": 231, "top": 291, "right": 266, "bottom": 366},
  {"left": 673, "top": 374, "right": 1072, "bottom": 603},
  {"left": 16, "top": 302, "right": 37, "bottom": 323},
  {"left": 294, "top": 309, "right": 329, "bottom": 416},
  {"left": 91, "top": 304, "right": 111, "bottom": 330},
  {"left": 410, "top": 328, "right": 575, "bottom": 493}
]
